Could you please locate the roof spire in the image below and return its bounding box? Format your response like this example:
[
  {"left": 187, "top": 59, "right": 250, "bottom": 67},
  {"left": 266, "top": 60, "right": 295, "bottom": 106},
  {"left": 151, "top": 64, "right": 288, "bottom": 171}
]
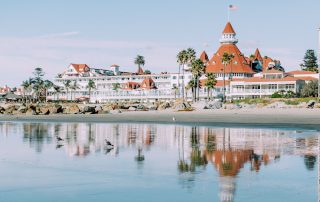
[{"left": 220, "top": 22, "right": 238, "bottom": 44}]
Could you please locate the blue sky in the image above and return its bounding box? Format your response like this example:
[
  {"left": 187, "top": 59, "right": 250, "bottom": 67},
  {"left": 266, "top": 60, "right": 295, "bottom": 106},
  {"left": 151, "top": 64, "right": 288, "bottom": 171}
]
[{"left": 0, "top": 0, "right": 319, "bottom": 86}]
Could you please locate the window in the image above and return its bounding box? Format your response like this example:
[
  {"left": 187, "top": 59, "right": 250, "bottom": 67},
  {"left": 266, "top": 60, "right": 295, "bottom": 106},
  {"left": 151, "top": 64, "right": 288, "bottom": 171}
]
[{"left": 172, "top": 76, "right": 177, "bottom": 79}]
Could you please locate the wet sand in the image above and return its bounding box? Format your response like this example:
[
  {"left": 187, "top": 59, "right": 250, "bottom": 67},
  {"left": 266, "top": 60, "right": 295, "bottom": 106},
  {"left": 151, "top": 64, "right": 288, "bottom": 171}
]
[{"left": 0, "top": 108, "right": 320, "bottom": 130}]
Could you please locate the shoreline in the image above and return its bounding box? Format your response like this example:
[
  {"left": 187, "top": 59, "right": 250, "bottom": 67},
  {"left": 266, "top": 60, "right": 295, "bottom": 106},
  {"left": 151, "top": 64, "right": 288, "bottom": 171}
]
[{"left": 1, "top": 108, "right": 320, "bottom": 130}]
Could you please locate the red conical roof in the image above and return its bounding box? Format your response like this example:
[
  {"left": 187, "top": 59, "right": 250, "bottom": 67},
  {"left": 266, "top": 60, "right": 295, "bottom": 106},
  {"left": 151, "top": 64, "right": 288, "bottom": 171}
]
[
  {"left": 200, "top": 51, "right": 209, "bottom": 63},
  {"left": 254, "top": 48, "right": 263, "bottom": 62},
  {"left": 222, "top": 22, "right": 236, "bottom": 34}
]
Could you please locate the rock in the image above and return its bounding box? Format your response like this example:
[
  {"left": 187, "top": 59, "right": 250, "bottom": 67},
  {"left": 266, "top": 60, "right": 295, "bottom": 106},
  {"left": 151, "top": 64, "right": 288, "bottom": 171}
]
[
  {"left": 158, "top": 102, "right": 171, "bottom": 110},
  {"left": 0, "top": 106, "right": 5, "bottom": 114},
  {"left": 39, "top": 106, "right": 50, "bottom": 115},
  {"left": 95, "top": 106, "right": 102, "bottom": 112},
  {"left": 147, "top": 104, "right": 158, "bottom": 111},
  {"left": 136, "top": 104, "right": 146, "bottom": 111},
  {"left": 83, "top": 106, "right": 96, "bottom": 114},
  {"left": 128, "top": 106, "right": 137, "bottom": 111},
  {"left": 204, "top": 101, "right": 223, "bottom": 109},
  {"left": 63, "top": 104, "right": 80, "bottom": 114},
  {"left": 17, "top": 106, "right": 28, "bottom": 113},
  {"left": 4, "top": 105, "right": 18, "bottom": 114},
  {"left": 49, "top": 104, "right": 63, "bottom": 114},
  {"left": 26, "top": 108, "right": 37, "bottom": 115},
  {"left": 110, "top": 109, "right": 122, "bottom": 114},
  {"left": 102, "top": 105, "right": 114, "bottom": 112},
  {"left": 174, "top": 102, "right": 193, "bottom": 111}
]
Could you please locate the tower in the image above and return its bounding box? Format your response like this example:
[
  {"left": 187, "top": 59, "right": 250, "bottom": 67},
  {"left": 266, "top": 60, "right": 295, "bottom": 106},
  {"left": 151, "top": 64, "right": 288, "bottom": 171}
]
[{"left": 219, "top": 22, "right": 238, "bottom": 44}]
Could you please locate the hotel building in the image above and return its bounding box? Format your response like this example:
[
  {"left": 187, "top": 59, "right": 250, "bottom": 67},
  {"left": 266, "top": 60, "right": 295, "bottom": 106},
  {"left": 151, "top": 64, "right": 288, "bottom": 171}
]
[{"left": 47, "top": 22, "right": 319, "bottom": 102}]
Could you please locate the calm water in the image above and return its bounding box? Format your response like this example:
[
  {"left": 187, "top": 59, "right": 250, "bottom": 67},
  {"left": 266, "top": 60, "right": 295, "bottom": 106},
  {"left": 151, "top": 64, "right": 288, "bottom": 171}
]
[{"left": 0, "top": 122, "right": 319, "bottom": 202}]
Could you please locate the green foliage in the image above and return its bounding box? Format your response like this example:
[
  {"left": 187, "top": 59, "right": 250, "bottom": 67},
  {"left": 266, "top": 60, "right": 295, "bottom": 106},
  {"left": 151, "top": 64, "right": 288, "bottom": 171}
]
[
  {"left": 271, "top": 92, "right": 282, "bottom": 98},
  {"left": 283, "top": 100, "right": 300, "bottom": 105},
  {"left": 271, "top": 90, "right": 296, "bottom": 98},
  {"left": 301, "top": 49, "right": 318, "bottom": 72},
  {"left": 144, "top": 70, "right": 151, "bottom": 74},
  {"left": 134, "top": 55, "right": 145, "bottom": 66},
  {"left": 301, "top": 80, "right": 318, "bottom": 97},
  {"left": 112, "top": 83, "right": 121, "bottom": 91}
]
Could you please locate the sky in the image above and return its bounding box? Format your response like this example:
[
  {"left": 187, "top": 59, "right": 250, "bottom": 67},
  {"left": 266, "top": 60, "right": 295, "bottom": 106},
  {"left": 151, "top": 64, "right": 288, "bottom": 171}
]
[{"left": 0, "top": 0, "right": 319, "bottom": 86}]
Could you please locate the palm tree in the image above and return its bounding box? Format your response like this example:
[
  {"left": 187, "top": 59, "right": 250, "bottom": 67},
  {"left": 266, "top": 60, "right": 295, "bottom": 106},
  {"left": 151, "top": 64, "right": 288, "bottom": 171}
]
[
  {"left": 134, "top": 55, "right": 145, "bottom": 74},
  {"left": 70, "top": 81, "right": 80, "bottom": 101},
  {"left": 43, "top": 80, "right": 54, "bottom": 102},
  {"left": 187, "top": 80, "right": 196, "bottom": 101},
  {"left": 221, "top": 52, "right": 234, "bottom": 103},
  {"left": 31, "top": 79, "right": 44, "bottom": 102},
  {"left": 172, "top": 85, "right": 179, "bottom": 99},
  {"left": 21, "top": 79, "right": 33, "bottom": 103},
  {"left": 53, "top": 85, "right": 62, "bottom": 101},
  {"left": 112, "top": 83, "right": 121, "bottom": 91},
  {"left": 177, "top": 50, "right": 188, "bottom": 99},
  {"left": 63, "top": 80, "right": 71, "bottom": 101},
  {"left": 205, "top": 73, "right": 217, "bottom": 101},
  {"left": 86, "top": 79, "right": 96, "bottom": 103},
  {"left": 191, "top": 59, "right": 205, "bottom": 102}
]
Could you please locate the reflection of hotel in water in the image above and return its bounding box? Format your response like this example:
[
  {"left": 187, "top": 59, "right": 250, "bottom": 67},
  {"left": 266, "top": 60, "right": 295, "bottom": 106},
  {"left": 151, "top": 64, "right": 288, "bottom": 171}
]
[{"left": 0, "top": 123, "right": 319, "bottom": 201}]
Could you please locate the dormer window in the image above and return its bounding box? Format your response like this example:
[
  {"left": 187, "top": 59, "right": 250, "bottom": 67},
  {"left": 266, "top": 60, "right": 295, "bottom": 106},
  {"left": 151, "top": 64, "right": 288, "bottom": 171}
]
[{"left": 234, "top": 61, "right": 238, "bottom": 65}]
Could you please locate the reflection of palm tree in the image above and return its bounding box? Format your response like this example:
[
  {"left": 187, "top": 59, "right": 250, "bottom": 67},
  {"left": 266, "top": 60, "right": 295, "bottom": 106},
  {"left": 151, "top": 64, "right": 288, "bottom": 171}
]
[
  {"left": 304, "top": 155, "right": 317, "bottom": 171},
  {"left": 135, "top": 147, "right": 145, "bottom": 162}
]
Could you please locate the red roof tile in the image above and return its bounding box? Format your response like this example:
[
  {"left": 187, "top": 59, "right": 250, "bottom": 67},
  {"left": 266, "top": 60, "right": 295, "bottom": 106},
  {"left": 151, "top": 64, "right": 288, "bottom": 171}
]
[
  {"left": 71, "top": 64, "right": 90, "bottom": 73},
  {"left": 223, "top": 22, "right": 236, "bottom": 34},
  {"left": 206, "top": 44, "right": 254, "bottom": 74},
  {"left": 287, "top": 70, "right": 318, "bottom": 75}
]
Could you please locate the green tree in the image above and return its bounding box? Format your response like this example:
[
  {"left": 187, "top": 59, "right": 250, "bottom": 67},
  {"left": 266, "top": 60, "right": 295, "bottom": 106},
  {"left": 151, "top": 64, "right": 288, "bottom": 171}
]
[
  {"left": 221, "top": 52, "right": 234, "bottom": 103},
  {"left": 112, "top": 83, "right": 121, "bottom": 91},
  {"left": 301, "top": 50, "right": 318, "bottom": 72},
  {"left": 63, "top": 80, "right": 72, "bottom": 100},
  {"left": 144, "top": 69, "right": 151, "bottom": 74},
  {"left": 21, "top": 78, "right": 33, "bottom": 103},
  {"left": 191, "top": 59, "right": 205, "bottom": 102},
  {"left": 172, "top": 85, "right": 179, "bottom": 99},
  {"left": 134, "top": 55, "right": 145, "bottom": 74},
  {"left": 301, "top": 80, "right": 318, "bottom": 97},
  {"left": 177, "top": 50, "right": 188, "bottom": 99},
  {"left": 86, "top": 79, "right": 96, "bottom": 102},
  {"left": 205, "top": 73, "right": 217, "bottom": 101},
  {"left": 70, "top": 81, "right": 80, "bottom": 101},
  {"left": 43, "top": 80, "right": 54, "bottom": 102},
  {"left": 53, "top": 85, "right": 62, "bottom": 101}
]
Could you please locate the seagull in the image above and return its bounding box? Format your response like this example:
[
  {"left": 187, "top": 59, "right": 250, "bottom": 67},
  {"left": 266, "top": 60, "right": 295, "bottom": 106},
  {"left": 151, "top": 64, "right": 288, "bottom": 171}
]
[
  {"left": 57, "top": 136, "right": 64, "bottom": 141},
  {"left": 172, "top": 116, "right": 176, "bottom": 122},
  {"left": 105, "top": 140, "right": 114, "bottom": 148}
]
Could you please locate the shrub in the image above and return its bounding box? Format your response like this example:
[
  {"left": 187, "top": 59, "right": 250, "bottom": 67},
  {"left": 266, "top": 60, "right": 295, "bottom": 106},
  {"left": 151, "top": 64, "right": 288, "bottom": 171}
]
[
  {"left": 301, "top": 80, "right": 318, "bottom": 97},
  {"left": 271, "top": 92, "right": 282, "bottom": 98}
]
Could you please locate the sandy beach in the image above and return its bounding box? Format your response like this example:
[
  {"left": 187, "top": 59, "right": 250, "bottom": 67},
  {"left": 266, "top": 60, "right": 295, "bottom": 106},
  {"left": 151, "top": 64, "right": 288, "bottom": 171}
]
[{"left": 0, "top": 108, "right": 320, "bottom": 130}]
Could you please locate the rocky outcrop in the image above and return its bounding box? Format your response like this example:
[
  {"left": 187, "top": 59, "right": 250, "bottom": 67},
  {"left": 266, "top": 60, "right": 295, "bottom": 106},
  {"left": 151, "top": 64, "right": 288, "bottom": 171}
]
[{"left": 63, "top": 104, "right": 80, "bottom": 114}]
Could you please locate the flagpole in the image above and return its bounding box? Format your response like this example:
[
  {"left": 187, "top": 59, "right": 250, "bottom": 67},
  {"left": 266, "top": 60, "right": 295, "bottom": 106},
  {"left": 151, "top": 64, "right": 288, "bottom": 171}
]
[{"left": 227, "top": 6, "right": 230, "bottom": 22}]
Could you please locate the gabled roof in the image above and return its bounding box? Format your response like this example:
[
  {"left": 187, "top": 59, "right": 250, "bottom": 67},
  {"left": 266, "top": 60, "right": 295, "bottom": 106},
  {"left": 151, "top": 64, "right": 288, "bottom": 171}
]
[
  {"left": 110, "top": 64, "right": 119, "bottom": 67},
  {"left": 222, "top": 22, "right": 236, "bottom": 34},
  {"left": 137, "top": 67, "right": 144, "bottom": 75},
  {"left": 262, "top": 57, "right": 274, "bottom": 71},
  {"left": 70, "top": 64, "right": 90, "bottom": 73},
  {"left": 200, "top": 51, "right": 209, "bottom": 63},
  {"left": 287, "top": 70, "right": 318, "bottom": 75},
  {"left": 141, "top": 77, "right": 157, "bottom": 89},
  {"left": 254, "top": 48, "right": 263, "bottom": 62},
  {"left": 206, "top": 44, "right": 255, "bottom": 74}
]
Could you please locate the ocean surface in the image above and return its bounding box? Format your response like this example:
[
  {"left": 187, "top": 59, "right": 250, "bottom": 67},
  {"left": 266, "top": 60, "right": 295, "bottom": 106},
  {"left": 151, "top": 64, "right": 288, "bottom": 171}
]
[{"left": 0, "top": 122, "right": 318, "bottom": 202}]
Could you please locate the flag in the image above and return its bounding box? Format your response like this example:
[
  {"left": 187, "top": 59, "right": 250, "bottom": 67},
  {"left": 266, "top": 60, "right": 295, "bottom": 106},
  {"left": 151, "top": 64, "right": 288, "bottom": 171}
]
[{"left": 229, "top": 5, "right": 238, "bottom": 11}]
